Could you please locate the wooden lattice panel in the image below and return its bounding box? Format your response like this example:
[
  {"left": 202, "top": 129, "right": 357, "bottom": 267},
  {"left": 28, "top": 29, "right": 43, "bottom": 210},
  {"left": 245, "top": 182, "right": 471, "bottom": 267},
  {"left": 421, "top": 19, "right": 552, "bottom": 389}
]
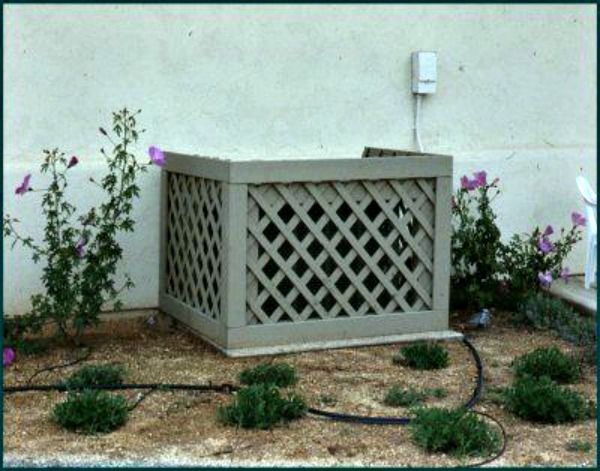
[
  {"left": 246, "top": 179, "right": 436, "bottom": 324},
  {"left": 165, "top": 172, "right": 223, "bottom": 320}
]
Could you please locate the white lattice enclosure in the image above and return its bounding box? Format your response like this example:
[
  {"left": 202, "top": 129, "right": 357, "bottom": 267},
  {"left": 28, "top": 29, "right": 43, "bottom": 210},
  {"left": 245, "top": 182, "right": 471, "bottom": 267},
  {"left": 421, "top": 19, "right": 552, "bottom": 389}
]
[{"left": 159, "top": 148, "right": 454, "bottom": 356}]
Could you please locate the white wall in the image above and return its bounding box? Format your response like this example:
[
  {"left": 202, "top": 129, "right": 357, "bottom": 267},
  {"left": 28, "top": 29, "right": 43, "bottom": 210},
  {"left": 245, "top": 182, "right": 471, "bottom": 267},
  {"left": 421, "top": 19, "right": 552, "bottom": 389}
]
[{"left": 4, "top": 4, "right": 597, "bottom": 315}]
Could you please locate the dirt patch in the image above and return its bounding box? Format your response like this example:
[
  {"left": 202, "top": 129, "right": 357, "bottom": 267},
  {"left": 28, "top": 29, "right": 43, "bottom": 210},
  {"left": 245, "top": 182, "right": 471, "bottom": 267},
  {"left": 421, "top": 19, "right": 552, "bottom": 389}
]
[{"left": 3, "top": 311, "right": 597, "bottom": 467}]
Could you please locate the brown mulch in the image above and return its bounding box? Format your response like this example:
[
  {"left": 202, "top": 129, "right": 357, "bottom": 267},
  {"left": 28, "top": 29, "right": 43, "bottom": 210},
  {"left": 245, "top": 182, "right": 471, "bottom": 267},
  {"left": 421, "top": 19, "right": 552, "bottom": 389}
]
[{"left": 3, "top": 310, "right": 597, "bottom": 467}]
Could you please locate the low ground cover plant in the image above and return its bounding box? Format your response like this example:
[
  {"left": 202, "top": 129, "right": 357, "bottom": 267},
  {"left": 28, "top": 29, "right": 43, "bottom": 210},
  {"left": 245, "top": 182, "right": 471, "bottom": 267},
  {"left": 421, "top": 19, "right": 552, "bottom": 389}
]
[
  {"left": 383, "top": 386, "right": 449, "bottom": 407},
  {"left": 63, "top": 364, "right": 126, "bottom": 390},
  {"left": 515, "top": 293, "right": 597, "bottom": 365},
  {"left": 393, "top": 342, "right": 449, "bottom": 370},
  {"left": 53, "top": 390, "right": 129, "bottom": 434},
  {"left": 383, "top": 386, "right": 426, "bottom": 407},
  {"left": 565, "top": 440, "right": 593, "bottom": 453},
  {"left": 512, "top": 346, "right": 580, "bottom": 384},
  {"left": 424, "top": 387, "right": 448, "bottom": 398},
  {"left": 502, "top": 375, "right": 595, "bottom": 424},
  {"left": 238, "top": 362, "right": 297, "bottom": 388},
  {"left": 217, "top": 383, "right": 306, "bottom": 429},
  {"left": 409, "top": 407, "right": 501, "bottom": 458}
]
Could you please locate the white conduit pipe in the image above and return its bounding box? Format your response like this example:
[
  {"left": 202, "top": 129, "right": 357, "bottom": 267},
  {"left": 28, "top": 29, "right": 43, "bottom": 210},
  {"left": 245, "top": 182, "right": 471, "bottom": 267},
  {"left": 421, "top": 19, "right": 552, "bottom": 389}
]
[{"left": 414, "top": 94, "right": 424, "bottom": 153}]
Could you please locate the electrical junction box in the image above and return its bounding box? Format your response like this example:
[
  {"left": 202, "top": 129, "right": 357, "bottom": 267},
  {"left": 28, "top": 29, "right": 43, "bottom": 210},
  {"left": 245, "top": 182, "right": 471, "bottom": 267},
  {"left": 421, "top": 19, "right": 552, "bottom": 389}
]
[{"left": 412, "top": 51, "right": 437, "bottom": 94}]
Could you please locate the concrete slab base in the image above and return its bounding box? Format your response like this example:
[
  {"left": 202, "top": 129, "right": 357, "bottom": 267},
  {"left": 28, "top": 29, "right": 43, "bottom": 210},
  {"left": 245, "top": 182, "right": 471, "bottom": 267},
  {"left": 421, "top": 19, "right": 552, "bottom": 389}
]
[
  {"left": 210, "top": 330, "right": 464, "bottom": 358},
  {"left": 549, "top": 275, "right": 597, "bottom": 315}
]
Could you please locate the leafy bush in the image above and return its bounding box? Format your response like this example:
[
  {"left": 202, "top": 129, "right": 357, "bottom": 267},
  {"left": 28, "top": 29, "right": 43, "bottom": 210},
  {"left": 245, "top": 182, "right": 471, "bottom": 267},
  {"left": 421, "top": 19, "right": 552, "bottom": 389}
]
[
  {"left": 63, "top": 364, "right": 126, "bottom": 390},
  {"left": 503, "top": 375, "right": 595, "bottom": 424},
  {"left": 451, "top": 171, "right": 503, "bottom": 310},
  {"left": 238, "top": 362, "right": 297, "bottom": 388},
  {"left": 3, "top": 108, "right": 160, "bottom": 343},
  {"left": 393, "top": 342, "right": 449, "bottom": 370},
  {"left": 383, "top": 386, "right": 425, "bottom": 407},
  {"left": 217, "top": 384, "right": 306, "bottom": 429},
  {"left": 450, "top": 169, "right": 584, "bottom": 311},
  {"left": 512, "top": 346, "right": 580, "bottom": 384},
  {"left": 53, "top": 390, "right": 129, "bottom": 434},
  {"left": 500, "top": 221, "right": 583, "bottom": 297},
  {"left": 409, "top": 407, "right": 501, "bottom": 458}
]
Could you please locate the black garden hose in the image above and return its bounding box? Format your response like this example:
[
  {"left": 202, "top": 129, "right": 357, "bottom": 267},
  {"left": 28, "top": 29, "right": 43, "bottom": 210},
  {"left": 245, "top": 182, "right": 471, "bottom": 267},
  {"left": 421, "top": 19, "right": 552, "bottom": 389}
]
[
  {"left": 3, "top": 382, "right": 239, "bottom": 394},
  {"left": 307, "top": 336, "right": 484, "bottom": 425},
  {"left": 3, "top": 336, "right": 482, "bottom": 408}
]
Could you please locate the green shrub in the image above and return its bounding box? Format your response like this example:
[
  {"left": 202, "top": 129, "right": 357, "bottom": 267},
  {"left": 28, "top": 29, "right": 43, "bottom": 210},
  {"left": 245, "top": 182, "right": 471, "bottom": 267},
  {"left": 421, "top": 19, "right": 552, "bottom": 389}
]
[
  {"left": 451, "top": 171, "right": 503, "bottom": 311},
  {"left": 512, "top": 346, "right": 581, "bottom": 384},
  {"left": 394, "top": 342, "right": 449, "bottom": 370},
  {"left": 500, "top": 228, "right": 581, "bottom": 299},
  {"left": 409, "top": 407, "right": 501, "bottom": 458},
  {"left": 217, "top": 384, "right": 306, "bottom": 429},
  {"left": 53, "top": 390, "right": 129, "bottom": 434},
  {"left": 383, "top": 386, "right": 425, "bottom": 407},
  {"left": 238, "top": 362, "right": 297, "bottom": 388},
  {"left": 503, "top": 376, "right": 595, "bottom": 424},
  {"left": 63, "top": 364, "right": 126, "bottom": 390},
  {"left": 565, "top": 440, "right": 592, "bottom": 453},
  {"left": 3, "top": 108, "right": 154, "bottom": 343}
]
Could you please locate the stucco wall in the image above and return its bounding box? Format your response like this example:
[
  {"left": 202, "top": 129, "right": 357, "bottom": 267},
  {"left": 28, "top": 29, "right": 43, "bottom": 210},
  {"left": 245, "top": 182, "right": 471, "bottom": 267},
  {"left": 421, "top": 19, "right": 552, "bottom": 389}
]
[{"left": 4, "top": 4, "right": 597, "bottom": 315}]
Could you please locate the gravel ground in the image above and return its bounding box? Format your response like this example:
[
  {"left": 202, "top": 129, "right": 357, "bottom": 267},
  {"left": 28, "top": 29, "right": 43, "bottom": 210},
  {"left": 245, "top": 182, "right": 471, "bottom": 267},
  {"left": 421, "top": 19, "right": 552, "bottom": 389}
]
[{"left": 3, "top": 310, "right": 597, "bottom": 467}]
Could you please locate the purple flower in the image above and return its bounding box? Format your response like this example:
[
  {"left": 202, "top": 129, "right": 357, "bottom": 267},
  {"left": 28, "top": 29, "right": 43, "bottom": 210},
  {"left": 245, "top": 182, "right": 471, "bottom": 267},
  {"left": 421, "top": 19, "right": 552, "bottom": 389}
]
[
  {"left": 559, "top": 267, "right": 570, "bottom": 282},
  {"left": 460, "top": 175, "right": 477, "bottom": 191},
  {"left": 538, "top": 271, "right": 553, "bottom": 288},
  {"left": 3, "top": 347, "right": 15, "bottom": 367},
  {"left": 75, "top": 237, "right": 88, "bottom": 258},
  {"left": 537, "top": 237, "right": 554, "bottom": 254},
  {"left": 571, "top": 211, "right": 586, "bottom": 227},
  {"left": 148, "top": 146, "right": 166, "bottom": 167},
  {"left": 67, "top": 156, "right": 79, "bottom": 168},
  {"left": 15, "top": 174, "right": 32, "bottom": 196},
  {"left": 473, "top": 170, "right": 487, "bottom": 188},
  {"left": 542, "top": 225, "right": 554, "bottom": 237}
]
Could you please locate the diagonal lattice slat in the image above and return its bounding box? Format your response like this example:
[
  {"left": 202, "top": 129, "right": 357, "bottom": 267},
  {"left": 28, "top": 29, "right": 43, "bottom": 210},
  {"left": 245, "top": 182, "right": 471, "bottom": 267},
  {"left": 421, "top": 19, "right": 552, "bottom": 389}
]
[
  {"left": 165, "top": 172, "right": 223, "bottom": 320},
  {"left": 246, "top": 179, "right": 436, "bottom": 324}
]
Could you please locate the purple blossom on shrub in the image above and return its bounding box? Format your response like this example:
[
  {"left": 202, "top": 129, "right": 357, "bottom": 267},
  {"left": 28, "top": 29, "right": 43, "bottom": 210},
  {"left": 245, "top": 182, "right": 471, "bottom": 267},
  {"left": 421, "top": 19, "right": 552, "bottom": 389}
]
[
  {"left": 571, "top": 212, "right": 586, "bottom": 227},
  {"left": 15, "top": 174, "right": 32, "bottom": 196},
  {"left": 3, "top": 347, "right": 15, "bottom": 367},
  {"left": 538, "top": 271, "right": 553, "bottom": 288},
  {"left": 148, "top": 146, "right": 165, "bottom": 167},
  {"left": 460, "top": 171, "right": 490, "bottom": 191},
  {"left": 542, "top": 225, "right": 554, "bottom": 237},
  {"left": 75, "top": 237, "right": 88, "bottom": 258},
  {"left": 67, "top": 156, "right": 79, "bottom": 168},
  {"left": 473, "top": 170, "right": 487, "bottom": 187},
  {"left": 559, "top": 267, "right": 570, "bottom": 282},
  {"left": 537, "top": 237, "right": 554, "bottom": 254},
  {"left": 460, "top": 175, "right": 477, "bottom": 191}
]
